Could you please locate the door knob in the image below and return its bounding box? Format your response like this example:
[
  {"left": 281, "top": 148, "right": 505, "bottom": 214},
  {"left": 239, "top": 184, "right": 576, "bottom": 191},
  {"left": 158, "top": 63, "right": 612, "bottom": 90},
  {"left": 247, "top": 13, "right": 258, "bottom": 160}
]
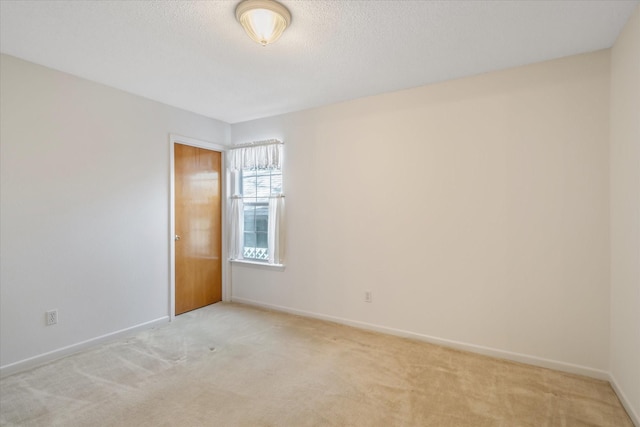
[{"left": 175, "top": 234, "right": 181, "bottom": 241}]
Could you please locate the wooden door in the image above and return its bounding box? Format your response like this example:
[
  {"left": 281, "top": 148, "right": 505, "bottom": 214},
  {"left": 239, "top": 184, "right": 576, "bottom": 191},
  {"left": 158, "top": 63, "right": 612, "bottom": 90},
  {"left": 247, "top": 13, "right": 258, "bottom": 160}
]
[{"left": 174, "top": 143, "right": 222, "bottom": 315}]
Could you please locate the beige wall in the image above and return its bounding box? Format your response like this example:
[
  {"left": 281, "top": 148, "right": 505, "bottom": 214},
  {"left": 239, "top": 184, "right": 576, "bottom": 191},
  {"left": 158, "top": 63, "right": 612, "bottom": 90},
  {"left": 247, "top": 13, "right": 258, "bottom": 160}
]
[
  {"left": 610, "top": 5, "right": 640, "bottom": 423},
  {"left": 0, "top": 54, "right": 230, "bottom": 368},
  {"left": 231, "top": 50, "right": 612, "bottom": 376}
]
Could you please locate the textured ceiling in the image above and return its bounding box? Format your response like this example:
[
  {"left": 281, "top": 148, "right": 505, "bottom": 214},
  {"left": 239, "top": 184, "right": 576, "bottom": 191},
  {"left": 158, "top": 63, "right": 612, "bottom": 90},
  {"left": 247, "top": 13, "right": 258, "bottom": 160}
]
[{"left": 1, "top": 0, "right": 638, "bottom": 123}]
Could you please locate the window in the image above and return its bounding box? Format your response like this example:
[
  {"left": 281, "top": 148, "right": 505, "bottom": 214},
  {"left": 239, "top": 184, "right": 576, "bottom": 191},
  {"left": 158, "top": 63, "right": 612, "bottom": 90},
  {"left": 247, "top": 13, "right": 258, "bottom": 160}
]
[
  {"left": 241, "top": 167, "right": 282, "bottom": 260},
  {"left": 229, "top": 141, "right": 285, "bottom": 265}
]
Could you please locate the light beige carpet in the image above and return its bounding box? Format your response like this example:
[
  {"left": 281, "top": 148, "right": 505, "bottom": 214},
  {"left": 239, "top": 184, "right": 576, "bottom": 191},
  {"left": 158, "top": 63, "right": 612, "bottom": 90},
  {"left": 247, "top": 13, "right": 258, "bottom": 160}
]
[{"left": 0, "top": 303, "right": 633, "bottom": 427}]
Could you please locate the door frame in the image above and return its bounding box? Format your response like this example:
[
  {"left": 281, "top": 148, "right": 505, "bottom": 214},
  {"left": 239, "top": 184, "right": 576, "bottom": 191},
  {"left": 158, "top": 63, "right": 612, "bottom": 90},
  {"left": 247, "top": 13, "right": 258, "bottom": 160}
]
[{"left": 169, "top": 134, "right": 229, "bottom": 320}]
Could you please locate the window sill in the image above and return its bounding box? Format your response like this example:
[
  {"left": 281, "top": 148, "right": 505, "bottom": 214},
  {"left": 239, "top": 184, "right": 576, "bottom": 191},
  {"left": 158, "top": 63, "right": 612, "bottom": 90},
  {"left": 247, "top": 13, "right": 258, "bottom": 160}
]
[{"left": 229, "top": 259, "right": 285, "bottom": 271}]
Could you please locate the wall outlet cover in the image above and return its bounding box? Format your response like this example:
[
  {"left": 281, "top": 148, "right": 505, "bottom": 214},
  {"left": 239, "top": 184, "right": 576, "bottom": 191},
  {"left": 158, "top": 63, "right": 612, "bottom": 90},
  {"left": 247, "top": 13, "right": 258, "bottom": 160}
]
[{"left": 46, "top": 310, "right": 58, "bottom": 326}]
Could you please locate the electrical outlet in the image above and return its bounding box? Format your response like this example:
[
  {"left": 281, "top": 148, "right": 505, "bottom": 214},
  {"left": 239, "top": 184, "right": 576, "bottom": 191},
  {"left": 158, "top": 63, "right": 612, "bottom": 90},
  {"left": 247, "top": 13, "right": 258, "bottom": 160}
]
[
  {"left": 46, "top": 310, "right": 58, "bottom": 326},
  {"left": 365, "top": 290, "right": 372, "bottom": 303}
]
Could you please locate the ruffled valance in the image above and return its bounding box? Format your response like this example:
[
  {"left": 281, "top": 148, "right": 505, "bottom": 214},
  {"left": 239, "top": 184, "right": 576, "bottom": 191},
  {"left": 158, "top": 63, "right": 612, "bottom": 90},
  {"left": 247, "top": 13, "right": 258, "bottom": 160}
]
[{"left": 228, "top": 140, "right": 283, "bottom": 171}]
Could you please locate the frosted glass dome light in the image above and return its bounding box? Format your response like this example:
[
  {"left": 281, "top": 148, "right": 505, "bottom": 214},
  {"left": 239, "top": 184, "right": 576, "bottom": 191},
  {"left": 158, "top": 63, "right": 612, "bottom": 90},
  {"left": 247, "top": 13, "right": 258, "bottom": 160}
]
[{"left": 235, "top": 0, "right": 291, "bottom": 46}]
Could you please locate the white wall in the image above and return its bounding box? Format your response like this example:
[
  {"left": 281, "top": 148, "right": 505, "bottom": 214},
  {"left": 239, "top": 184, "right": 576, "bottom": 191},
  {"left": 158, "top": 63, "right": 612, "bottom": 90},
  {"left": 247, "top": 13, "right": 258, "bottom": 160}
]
[
  {"left": 610, "top": 5, "right": 640, "bottom": 423},
  {"left": 231, "top": 50, "right": 612, "bottom": 375},
  {"left": 0, "top": 54, "right": 230, "bottom": 368}
]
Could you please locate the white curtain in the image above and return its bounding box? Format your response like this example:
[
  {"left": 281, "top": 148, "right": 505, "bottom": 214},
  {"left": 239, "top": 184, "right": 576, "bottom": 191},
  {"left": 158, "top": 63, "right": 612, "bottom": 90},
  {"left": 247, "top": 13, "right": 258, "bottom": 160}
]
[
  {"left": 228, "top": 141, "right": 282, "bottom": 171},
  {"left": 229, "top": 197, "right": 244, "bottom": 260},
  {"left": 268, "top": 195, "right": 285, "bottom": 265}
]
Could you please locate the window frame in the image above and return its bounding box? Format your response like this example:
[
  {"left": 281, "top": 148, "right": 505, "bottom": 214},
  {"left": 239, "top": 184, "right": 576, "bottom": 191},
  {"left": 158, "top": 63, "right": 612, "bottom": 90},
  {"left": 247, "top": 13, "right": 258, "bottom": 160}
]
[{"left": 230, "top": 152, "right": 285, "bottom": 268}]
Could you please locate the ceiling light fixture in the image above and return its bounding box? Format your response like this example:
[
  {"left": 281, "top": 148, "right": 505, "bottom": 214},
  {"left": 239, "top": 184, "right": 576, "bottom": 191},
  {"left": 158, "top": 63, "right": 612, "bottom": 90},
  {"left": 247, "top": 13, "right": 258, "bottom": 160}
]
[{"left": 235, "top": 0, "right": 291, "bottom": 46}]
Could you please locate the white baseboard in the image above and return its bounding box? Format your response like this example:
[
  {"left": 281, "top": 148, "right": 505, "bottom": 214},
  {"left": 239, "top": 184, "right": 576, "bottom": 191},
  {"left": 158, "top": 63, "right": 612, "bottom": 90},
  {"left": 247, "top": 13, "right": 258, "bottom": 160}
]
[
  {"left": 232, "top": 296, "right": 610, "bottom": 381},
  {"left": 0, "top": 316, "right": 170, "bottom": 378},
  {"left": 610, "top": 373, "right": 640, "bottom": 427}
]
